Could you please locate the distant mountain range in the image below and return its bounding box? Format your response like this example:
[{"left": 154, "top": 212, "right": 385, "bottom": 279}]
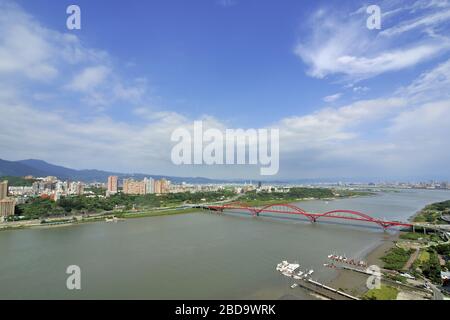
[
  {"left": 2, "top": 158, "right": 431, "bottom": 185},
  {"left": 0, "top": 158, "right": 221, "bottom": 184}
]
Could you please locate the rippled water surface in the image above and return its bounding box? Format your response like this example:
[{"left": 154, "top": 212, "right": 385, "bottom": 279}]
[{"left": 0, "top": 189, "right": 449, "bottom": 299}]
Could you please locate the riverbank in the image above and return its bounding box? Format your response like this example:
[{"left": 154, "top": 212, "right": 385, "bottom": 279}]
[
  {"left": 326, "top": 233, "right": 400, "bottom": 298},
  {"left": 409, "top": 199, "right": 450, "bottom": 224},
  {"left": 1, "top": 191, "right": 376, "bottom": 232},
  {"left": 0, "top": 207, "right": 200, "bottom": 231}
]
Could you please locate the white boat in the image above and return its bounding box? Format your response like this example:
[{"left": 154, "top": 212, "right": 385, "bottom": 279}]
[
  {"left": 276, "top": 261, "right": 290, "bottom": 271},
  {"left": 290, "top": 283, "right": 298, "bottom": 289},
  {"left": 277, "top": 260, "right": 301, "bottom": 277}
]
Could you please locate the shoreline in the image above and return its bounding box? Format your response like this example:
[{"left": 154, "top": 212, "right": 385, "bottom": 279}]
[
  {"left": 0, "top": 207, "right": 200, "bottom": 232},
  {"left": 0, "top": 192, "right": 374, "bottom": 232},
  {"left": 323, "top": 193, "right": 450, "bottom": 299},
  {"left": 325, "top": 232, "right": 400, "bottom": 299}
]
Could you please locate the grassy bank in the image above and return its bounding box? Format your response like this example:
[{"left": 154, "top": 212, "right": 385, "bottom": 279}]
[
  {"left": 119, "top": 208, "right": 200, "bottom": 219},
  {"left": 236, "top": 188, "right": 374, "bottom": 207},
  {"left": 413, "top": 199, "right": 450, "bottom": 224},
  {"left": 381, "top": 247, "right": 413, "bottom": 271},
  {"left": 363, "top": 285, "right": 399, "bottom": 300},
  {"left": 0, "top": 207, "right": 201, "bottom": 231}
]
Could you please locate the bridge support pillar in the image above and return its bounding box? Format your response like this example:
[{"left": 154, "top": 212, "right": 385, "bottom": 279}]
[{"left": 412, "top": 225, "right": 415, "bottom": 233}]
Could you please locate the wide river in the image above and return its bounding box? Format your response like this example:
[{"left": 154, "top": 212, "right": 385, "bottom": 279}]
[{"left": 1, "top": 189, "right": 449, "bottom": 299}]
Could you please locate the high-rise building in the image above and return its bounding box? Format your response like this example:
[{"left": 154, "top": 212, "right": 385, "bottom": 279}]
[
  {"left": 123, "top": 179, "right": 146, "bottom": 195},
  {"left": 68, "top": 182, "right": 84, "bottom": 195},
  {"left": 144, "top": 177, "right": 155, "bottom": 194},
  {"left": 151, "top": 179, "right": 170, "bottom": 194},
  {"left": 0, "top": 180, "right": 8, "bottom": 200},
  {"left": 107, "top": 176, "right": 118, "bottom": 194},
  {"left": 154, "top": 179, "right": 162, "bottom": 194},
  {"left": 0, "top": 181, "right": 15, "bottom": 219},
  {"left": 160, "top": 179, "right": 169, "bottom": 194},
  {"left": 0, "top": 199, "right": 15, "bottom": 218}
]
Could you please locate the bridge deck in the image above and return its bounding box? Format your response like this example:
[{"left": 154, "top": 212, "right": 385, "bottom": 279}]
[{"left": 205, "top": 202, "right": 412, "bottom": 230}]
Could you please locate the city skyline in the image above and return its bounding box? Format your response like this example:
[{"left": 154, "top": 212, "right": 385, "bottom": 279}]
[{"left": 1, "top": 0, "right": 450, "bottom": 180}]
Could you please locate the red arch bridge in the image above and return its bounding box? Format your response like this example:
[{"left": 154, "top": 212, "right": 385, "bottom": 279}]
[{"left": 204, "top": 202, "right": 413, "bottom": 230}]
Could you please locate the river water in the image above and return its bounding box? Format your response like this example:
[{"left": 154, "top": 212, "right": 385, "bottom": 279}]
[{"left": 0, "top": 189, "right": 449, "bottom": 299}]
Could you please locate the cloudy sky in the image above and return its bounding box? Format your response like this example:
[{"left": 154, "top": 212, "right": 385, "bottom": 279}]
[{"left": 1, "top": 0, "right": 450, "bottom": 180}]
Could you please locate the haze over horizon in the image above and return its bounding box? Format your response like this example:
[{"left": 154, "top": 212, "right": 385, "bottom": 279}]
[
  {"left": 1, "top": 0, "right": 450, "bottom": 180},
  {"left": 0, "top": 157, "right": 447, "bottom": 183}
]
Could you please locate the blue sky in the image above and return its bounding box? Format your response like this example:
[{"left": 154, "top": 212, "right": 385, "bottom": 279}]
[
  {"left": 1, "top": 0, "right": 450, "bottom": 180},
  {"left": 14, "top": 0, "right": 330, "bottom": 126}
]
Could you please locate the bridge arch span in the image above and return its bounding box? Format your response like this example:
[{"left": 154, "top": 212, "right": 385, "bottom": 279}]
[
  {"left": 219, "top": 202, "right": 258, "bottom": 215},
  {"left": 205, "top": 203, "right": 412, "bottom": 230},
  {"left": 254, "top": 203, "right": 315, "bottom": 222},
  {"left": 316, "top": 209, "right": 393, "bottom": 228},
  {"left": 318, "top": 210, "right": 377, "bottom": 222}
]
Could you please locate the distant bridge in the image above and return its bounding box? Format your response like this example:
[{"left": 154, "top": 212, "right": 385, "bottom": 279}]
[{"left": 203, "top": 202, "right": 413, "bottom": 230}]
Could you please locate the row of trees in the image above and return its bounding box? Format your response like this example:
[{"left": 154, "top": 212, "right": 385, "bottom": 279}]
[
  {"left": 0, "top": 176, "right": 36, "bottom": 186},
  {"left": 421, "top": 250, "right": 442, "bottom": 284},
  {"left": 241, "top": 187, "right": 335, "bottom": 202},
  {"left": 15, "top": 190, "right": 236, "bottom": 219},
  {"left": 428, "top": 200, "right": 450, "bottom": 212},
  {"left": 381, "top": 247, "right": 414, "bottom": 271},
  {"left": 414, "top": 200, "right": 450, "bottom": 223}
]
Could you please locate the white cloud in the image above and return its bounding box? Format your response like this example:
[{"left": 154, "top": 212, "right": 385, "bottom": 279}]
[
  {"left": 380, "top": 9, "right": 450, "bottom": 37},
  {"left": 269, "top": 53, "right": 450, "bottom": 178},
  {"left": 67, "top": 66, "right": 111, "bottom": 92},
  {"left": 294, "top": 1, "right": 450, "bottom": 81},
  {"left": 1, "top": 60, "right": 449, "bottom": 179},
  {"left": 0, "top": 99, "right": 191, "bottom": 173},
  {"left": 323, "top": 93, "right": 342, "bottom": 103},
  {"left": 396, "top": 58, "right": 450, "bottom": 103},
  {"left": 0, "top": 4, "right": 57, "bottom": 80},
  {"left": 0, "top": 1, "right": 147, "bottom": 110},
  {"left": 276, "top": 98, "right": 407, "bottom": 152},
  {"left": 0, "top": 1, "right": 107, "bottom": 81},
  {"left": 353, "top": 86, "right": 369, "bottom": 93},
  {"left": 389, "top": 100, "right": 450, "bottom": 135},
  {"left": 1, "top": 0, "right": 450, "bottom": 180}
]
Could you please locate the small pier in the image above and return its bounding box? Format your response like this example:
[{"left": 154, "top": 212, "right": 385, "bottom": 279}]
[{"left": 295, "top": 278, "right": 360, "bottom": 300}]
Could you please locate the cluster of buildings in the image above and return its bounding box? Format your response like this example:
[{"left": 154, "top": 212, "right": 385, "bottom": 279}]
[
  {"left": 7, "top": 176, "right": 87, "bottom": 203},
  {"left": 0, "top": 181, "right": 15, "bottom": 220},
  {"left": 38, "top": 177, "right": 84, "bottom": 201},
  {"left": 107, "top": 177, "right": 274, "bottom": 195},
  {"left": 376, "top": 181, "right": 450, "bottom": 190},
  {"left": 408, "top": 181, "right": 449, "bottom": 190},
  {"left": 107, "top": 176, "right": 170, "bottom": 195},
  {"left": 317, "top": 181, "right": 450, "bottom": 190}
]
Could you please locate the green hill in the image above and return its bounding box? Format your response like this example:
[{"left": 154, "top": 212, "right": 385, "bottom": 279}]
[{"left": 0, "top": 176, "right": 36, "bottom": 187}]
